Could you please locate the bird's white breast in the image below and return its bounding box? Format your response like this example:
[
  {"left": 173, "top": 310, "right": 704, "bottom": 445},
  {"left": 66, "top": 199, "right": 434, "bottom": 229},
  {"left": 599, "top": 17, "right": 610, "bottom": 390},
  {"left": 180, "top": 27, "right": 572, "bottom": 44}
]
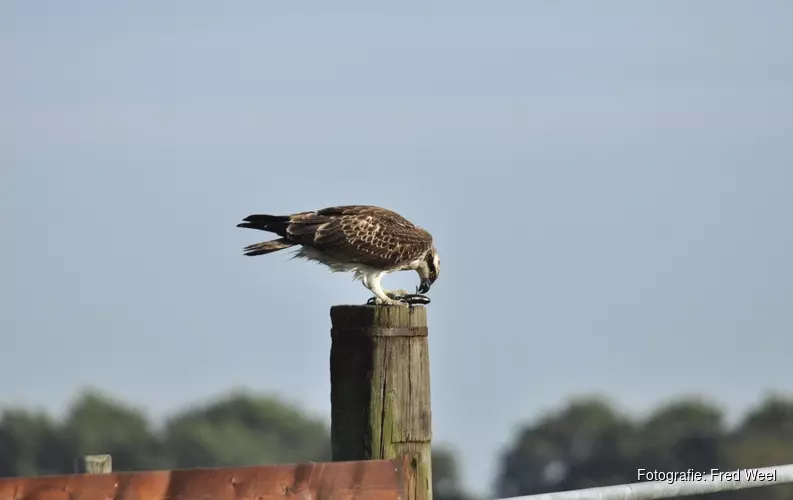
[{"left": 291, "top": 246, "right": 385, "bottom": 279}]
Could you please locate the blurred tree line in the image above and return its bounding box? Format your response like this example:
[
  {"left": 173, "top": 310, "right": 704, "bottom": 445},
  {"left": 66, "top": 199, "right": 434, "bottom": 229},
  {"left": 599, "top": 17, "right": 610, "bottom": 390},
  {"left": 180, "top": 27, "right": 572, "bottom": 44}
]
[{"left": 1, "top": 390, "right": 792, "bottom": 500}]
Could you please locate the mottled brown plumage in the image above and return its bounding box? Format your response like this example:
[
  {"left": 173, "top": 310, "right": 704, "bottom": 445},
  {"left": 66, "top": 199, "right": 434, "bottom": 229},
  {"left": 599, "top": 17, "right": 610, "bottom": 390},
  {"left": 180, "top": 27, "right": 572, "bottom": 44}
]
[{"left": 237, "top": 205, "right": 440, "bottom": 306}]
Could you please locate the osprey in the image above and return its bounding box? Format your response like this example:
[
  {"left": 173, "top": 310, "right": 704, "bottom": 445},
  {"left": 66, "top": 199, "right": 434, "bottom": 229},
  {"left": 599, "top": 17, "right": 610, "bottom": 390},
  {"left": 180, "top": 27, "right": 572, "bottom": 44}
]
[{"left": 236, "top": 205, "right": 440, "bottom": 306}]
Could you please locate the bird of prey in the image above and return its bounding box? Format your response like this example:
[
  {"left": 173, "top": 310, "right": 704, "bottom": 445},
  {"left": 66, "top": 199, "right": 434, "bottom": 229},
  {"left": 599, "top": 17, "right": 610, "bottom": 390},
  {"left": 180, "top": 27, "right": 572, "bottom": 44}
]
[{"left": 236, "top": 205, "right": 439, "bottom": 306}]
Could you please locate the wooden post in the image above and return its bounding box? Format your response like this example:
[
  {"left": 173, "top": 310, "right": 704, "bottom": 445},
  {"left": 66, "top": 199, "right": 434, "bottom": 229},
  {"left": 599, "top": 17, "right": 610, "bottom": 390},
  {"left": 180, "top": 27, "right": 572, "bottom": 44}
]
[
  {"left": 74, "top": 454, "right": 112, "bottom": 474},
  {"left": 330, "top": 305, "right": 432, "bottom": 500}
]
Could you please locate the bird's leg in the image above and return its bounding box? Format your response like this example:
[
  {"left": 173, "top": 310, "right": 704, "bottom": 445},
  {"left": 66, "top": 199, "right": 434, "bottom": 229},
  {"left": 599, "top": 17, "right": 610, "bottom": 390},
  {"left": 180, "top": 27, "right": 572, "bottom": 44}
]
[
  {"left": 362, "top": 274, "right": 377, "bottom": 305},
  {"left": 362, "top": 273, "right": 380, "bottom": 305},
  {"left": 366, "top": 273, "right": 408, "bottom": 306},
  {"left": 379, "top": 274, "right": 409, "bottom": 301},
  {"left": 365, "top": 273, "right": 408, "bottom": 300}
]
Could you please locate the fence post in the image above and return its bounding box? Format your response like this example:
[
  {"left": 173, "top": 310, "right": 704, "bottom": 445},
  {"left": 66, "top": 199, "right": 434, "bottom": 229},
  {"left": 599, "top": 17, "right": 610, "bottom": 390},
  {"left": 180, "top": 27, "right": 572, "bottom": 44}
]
[
  {"left": 329, "top": 304, "right": 432, "bottom": 500},
  {"left": 74, "top": 454, "right": 112, "bottom": 474}
]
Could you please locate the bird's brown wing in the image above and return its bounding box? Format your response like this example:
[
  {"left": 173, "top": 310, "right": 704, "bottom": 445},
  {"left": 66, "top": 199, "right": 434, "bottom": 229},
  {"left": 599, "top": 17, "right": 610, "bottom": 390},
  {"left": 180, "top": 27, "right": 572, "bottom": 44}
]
[{"left": 284, "top": 205, "right": 433, "bottom": 268}]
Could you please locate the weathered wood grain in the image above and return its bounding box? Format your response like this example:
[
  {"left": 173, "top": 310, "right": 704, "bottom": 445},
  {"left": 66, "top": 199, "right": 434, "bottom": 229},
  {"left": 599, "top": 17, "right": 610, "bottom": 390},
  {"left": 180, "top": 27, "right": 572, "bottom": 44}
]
[
  {"left": 330, "top": 305, "right": 432, "bottom": 500},
  {"left": 74, "top": 454, "right": 112, "bottom": 474}
]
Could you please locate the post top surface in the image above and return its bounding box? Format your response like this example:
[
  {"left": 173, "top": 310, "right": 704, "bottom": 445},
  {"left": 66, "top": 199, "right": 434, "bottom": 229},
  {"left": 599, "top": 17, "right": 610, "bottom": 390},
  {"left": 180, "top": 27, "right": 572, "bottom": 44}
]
[{"left": 330, "top": 304, "right": 427, "bottom": 329}]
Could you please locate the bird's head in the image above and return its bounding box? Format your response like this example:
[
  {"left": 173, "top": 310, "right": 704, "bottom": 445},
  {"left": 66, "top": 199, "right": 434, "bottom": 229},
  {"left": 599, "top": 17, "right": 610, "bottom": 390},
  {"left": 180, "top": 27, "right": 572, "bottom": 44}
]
[{"left": 416, "top": 246, "right": 440, "bottom": 294}]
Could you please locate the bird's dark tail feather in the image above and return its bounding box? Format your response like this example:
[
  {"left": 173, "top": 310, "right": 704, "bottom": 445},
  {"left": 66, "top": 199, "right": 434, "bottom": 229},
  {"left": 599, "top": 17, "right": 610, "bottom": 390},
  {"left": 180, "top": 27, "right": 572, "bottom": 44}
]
[
  {"left": 242, "top": 237, "right": 295, "bottom": 257},
  {"left": 236, "top": 214, "right": 291, "bottom": 236}
]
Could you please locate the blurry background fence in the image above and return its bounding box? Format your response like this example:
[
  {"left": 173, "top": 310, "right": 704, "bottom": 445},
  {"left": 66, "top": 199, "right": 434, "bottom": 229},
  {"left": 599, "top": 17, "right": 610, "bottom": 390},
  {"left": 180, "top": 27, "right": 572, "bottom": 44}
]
[
  {"left": 0, "top": 454, "right": 415, "bottom": 500},
  {"left": 2, "top": 454, "right": 791, "bottom": 500}
]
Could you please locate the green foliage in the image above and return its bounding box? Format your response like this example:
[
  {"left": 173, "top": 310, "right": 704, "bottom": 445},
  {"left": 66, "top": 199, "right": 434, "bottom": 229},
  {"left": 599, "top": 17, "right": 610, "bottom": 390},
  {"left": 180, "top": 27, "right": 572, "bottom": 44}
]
[
  {"left": 163, "top": 390, "right": 331, "bottom": 468},
  {"left": 496, "top": 396, "right": 637, "bottom": 496},
  {"left": 0, "top": 409, "right": 62, "bottom": 476},
  {"left": 0, "top": 388, "right": 330, "bottom": 478},
  {"left": 1, "top": 390, "right": 792, "bottom": 500},
  {"left": 495, "top": 394, "right": 793, "bottom": 500},
  {"left": 61, "top": 390, "right": 167, "bottom": 471},
  {"left": 432, "top": 445, "right": 473, "bottom": 500}
]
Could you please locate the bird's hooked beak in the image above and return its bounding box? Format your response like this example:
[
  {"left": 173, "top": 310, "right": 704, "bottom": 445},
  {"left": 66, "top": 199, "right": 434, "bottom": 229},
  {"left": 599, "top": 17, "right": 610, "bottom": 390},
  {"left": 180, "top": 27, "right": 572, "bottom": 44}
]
[{"left": 418, "top": 278, "right": 432, "bottom": 294}]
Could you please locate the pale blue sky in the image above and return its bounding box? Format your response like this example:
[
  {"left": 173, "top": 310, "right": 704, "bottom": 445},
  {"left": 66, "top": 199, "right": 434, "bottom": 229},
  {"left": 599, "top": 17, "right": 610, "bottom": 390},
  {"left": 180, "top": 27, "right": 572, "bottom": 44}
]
[{"left": 4, "top": 0, "right": 792, "bottom": 494}]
